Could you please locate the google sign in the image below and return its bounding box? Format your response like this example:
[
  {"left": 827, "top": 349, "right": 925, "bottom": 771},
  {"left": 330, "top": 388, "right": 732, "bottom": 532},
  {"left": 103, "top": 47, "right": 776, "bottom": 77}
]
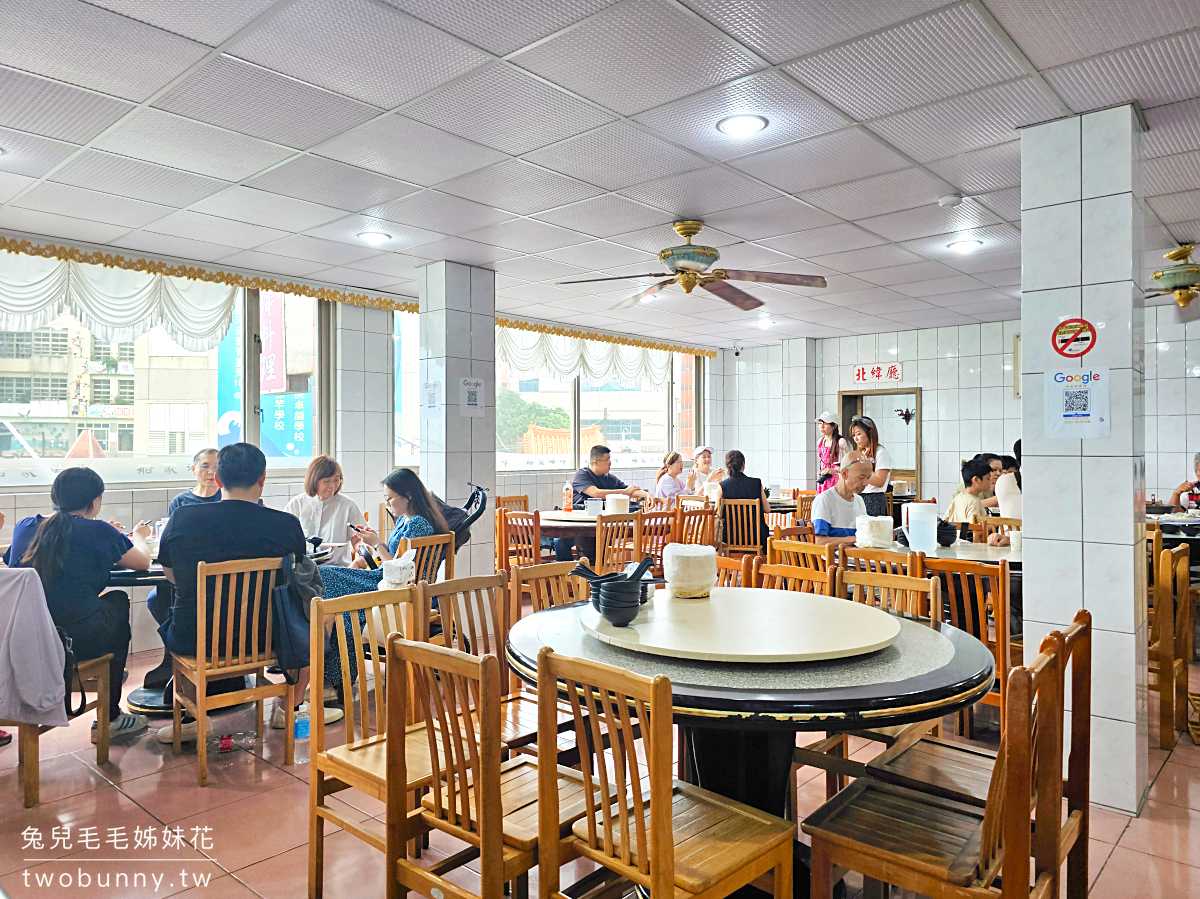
[{"left": 1053, "top": 371, "right": 1101, "bottom": 384}]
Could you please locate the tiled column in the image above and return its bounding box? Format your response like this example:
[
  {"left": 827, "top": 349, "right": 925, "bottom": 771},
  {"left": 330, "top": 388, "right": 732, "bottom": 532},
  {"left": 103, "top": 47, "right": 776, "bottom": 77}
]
[
  {"left": 1020, "top": 105, "right": 1147, "bottom": 813},
  {"left": 335, "top": 302, "right": 395, "bottom": 515},
  {"left": 784, "top": 338, "right": 818, "bottom": 490},
  {"left": 419, "top": 261, "right": 496, "bottom": 577}
]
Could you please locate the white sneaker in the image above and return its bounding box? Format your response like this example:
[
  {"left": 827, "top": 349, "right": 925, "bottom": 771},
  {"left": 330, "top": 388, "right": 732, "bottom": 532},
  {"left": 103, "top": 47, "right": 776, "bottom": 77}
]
[
  {"left": 156, "top": 720, "right": 198, "bottom": 744},
  {"left": 92, "top": 713, "right": 148, "bottom": 743},
  {"left": 271, "top": 701, "right": 343, "bottom": 729}
]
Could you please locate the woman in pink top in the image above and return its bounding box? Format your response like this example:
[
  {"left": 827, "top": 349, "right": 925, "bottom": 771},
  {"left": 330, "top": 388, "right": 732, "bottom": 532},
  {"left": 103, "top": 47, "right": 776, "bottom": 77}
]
[{"left": 815, "top": 411, "right": 850, "bottom": 494}]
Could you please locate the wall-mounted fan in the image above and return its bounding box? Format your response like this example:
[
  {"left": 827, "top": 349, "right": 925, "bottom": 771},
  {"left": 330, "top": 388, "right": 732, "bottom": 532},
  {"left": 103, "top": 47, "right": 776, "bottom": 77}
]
[
  {"left": 1147, "top": 243, "right": 1200, "bottom": 322},
  {"left": 558, "top": 220, "right": 827, "bottom": 310}
]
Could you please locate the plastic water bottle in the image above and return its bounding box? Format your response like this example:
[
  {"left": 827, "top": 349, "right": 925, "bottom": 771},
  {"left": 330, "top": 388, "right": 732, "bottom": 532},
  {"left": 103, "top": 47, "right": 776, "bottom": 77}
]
[
  {"left": 562, "top": 479, "right": 573, "bottom": 511},
  {"left": 294, "top": 708, "right": 311, "bottom": 764}
]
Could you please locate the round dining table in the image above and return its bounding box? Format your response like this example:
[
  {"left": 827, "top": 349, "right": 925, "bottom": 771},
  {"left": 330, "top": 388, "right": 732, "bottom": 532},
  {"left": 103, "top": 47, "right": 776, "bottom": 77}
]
[{"left": 506, "top": 588, "right": 995, "bottom": 897}]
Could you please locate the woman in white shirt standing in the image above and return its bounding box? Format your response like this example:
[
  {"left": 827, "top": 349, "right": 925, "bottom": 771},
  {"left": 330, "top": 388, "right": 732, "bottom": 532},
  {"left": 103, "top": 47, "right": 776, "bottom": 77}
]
[
  {"left": 285, "top": 455, "right": 367, "bottom": 567},
  {"left": 654, "top": 451, "right": 687, "bottom": 507},
  {"left": 848, "top": 415, "right": 892, "bottom": 517}
]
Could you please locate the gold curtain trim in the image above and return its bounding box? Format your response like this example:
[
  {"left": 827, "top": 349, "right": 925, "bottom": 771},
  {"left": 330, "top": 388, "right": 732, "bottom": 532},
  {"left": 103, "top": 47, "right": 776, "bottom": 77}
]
[
  {"left": 0, "top": 235, "right": 419, "bottom": 312},
  {"left": 494, "top": 315, "right": 716, "bottom": 358}
]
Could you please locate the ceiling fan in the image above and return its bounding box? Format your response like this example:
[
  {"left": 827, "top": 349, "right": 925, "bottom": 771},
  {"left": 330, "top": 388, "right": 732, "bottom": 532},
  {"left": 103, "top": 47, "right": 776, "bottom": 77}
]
[
  {"left": 557, "top": 220, "right": 828, "bottom": 310},
  {"left": 1146, "top": 243, "right": 1200, "bottom": 323}
]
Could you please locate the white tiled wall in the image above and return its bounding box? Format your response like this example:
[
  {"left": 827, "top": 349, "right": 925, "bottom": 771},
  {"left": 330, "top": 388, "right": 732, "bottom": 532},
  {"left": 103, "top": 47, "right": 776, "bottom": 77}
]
[
  {"left": 495, "top": 469, "right": 660, "bottom": 510},
  {"left": 1142, "top": 303, "right": 1200, "bottom": 502},
  {"left": 336, "top": 301, "right": 396, "bottom": 518}
]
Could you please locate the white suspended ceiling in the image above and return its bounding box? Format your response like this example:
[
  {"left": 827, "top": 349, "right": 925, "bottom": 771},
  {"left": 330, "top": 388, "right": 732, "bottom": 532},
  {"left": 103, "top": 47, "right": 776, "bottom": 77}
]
[{"left": 0, "top": 0, "right": 1197, "bottom": 347}]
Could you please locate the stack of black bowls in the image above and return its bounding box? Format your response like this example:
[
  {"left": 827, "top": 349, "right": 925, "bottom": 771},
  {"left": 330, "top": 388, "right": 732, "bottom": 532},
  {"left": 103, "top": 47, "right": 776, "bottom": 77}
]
[{"left": 597, "top": 578, "right": 642, "bottom": 626}]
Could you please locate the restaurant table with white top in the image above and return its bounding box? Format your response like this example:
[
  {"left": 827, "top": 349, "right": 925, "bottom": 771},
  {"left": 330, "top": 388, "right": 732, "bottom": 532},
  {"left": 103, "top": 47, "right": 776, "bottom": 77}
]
[{"left": 889, "top": 539, "right": 1022, "bottom": 567}]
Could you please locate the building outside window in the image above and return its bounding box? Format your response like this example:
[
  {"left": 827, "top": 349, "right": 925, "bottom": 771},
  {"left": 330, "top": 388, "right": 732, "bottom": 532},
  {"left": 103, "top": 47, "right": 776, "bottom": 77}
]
[
  {"left": 496, "top": 367, "right": 574, "bottom": 470},
  {"left": 91, "top": 377, "right": 110, "bottom": 404}
]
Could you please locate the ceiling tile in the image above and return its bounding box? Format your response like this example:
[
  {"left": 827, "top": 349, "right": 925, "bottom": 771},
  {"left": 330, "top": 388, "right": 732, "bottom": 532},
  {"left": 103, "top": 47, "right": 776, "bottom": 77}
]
[
  {"left": 11, "top": 181, "right": 173, "bottom": 229},
  {"left": 1044, "top": 29, "right": 1200, "bottom": 113},
  {"left": 731, "top": 127, "right": 911, "bottom": 193},
  {"left": 83, "top": 0, "right": 277, "bottom": 46},
  {"left": 1148, "top": 190, "right": 1200, "bottom": 225},
  {"left": 491, "top": 255, "right": 591, "bottom": 281},
  {"left": 925, "top": 141, "right": 1021, "bottom": 192},
  {"left": 523, "top": 122, "right": 705, "bottom": 190},
  {"left": 981, "top": 0, "right": 1200, "bottom": 69},
  {"left": 0, "top": 206, "right": 129, "bottom": 243},
  {"left": 976, "top": 267, "right": 1021, "bottom": 288},
  {"left": 618, "top": 165, "right": 778, "bottom": 216},
  {"left": 230, "top": 0, "right": 490, "bottom": 108},
  {"left": 302, "top": 213, "right": 443, "bottom": 251},
  {"left": 798, "top": 167, "right": 949, "bottom": 220},
  {"left": 50, "top": 150, "right": 229, "bottom": 206},
  {"left": 856, "top": 201, "right": 1003, "bottom": 242},
  {"left": 109, "top": 230, "right": 242, "bottom": 262},
  {"left": 1144, "top": 98, "right": 1200, "bottom": 158},
  {"left": 436, "top": 160, "right": 603, "bottom": 214},
  {"left": 803, "top": 286, "right": 903, "bottom": 308},
  {"left": 939, "top": 247, "right": 1021, "bottom": 274},
  {"left": 313, "top": 114, "right": 506, "bottom": 186},
  {"left": 532, "top": 194, "right": 671, "bottom": 238},
  {"left": 512, "top": 0, "right": 761, "bottom": 116},
  {"left": 0, "top": 171, "right": 34, "bottom": 203},
  {"left": 402, "top": 236, "right": 518, "bottom": 266},
  {"left": 0, "top": 0, "right": 208, "bottom": 101},
  {"left": 381, "top": 0, "right": 620, "bottom": 56},
  {"left": 854, "top": 260, "right": 957, "bottom": 286},
  {"left": 405, "top": 64, "right": 615, "bottom": 156},
  {"left": 867, "top": 79, "right": 1061, "bottom": 163},
  {"left": 245, "top": 156, "right": 419, "bottom": 211},
  {"left": 384, "top": 279, "right": 418, "bottom": 296},
  {"left": 678, "top": 0, "right": 948, "bottom": 65},
  {"left": 0, "top": 125, "right": 79, "bottom": 177},
  {"left": 759, "top": 222, "right": 886, "bottom": 258},
  {"left": 218, "top": 249, "right": 332, "bottom": 278},
  {"left": 306, "top": 265, "right": 401, "bottom": 291},
  {"left": 608, "top": 222, "right": 739, "bottom": 254},
  {"left": 703, "top": 197, "right": 840, "bottom": 240},
  {"left": 459, "top": 217, "right": 589, "bottom": 253},
  {"left": 921, "top": 288, "right": 1013, "bottom": 307},
  {"left": 145, "top": 209, "right": 289, "bottom": 247},
  {"left": 255, "top": 234, "right": 382, "bottom": 265},
  {"left": 785, "top": 4, "right": 1024, "bottom": 120},
  {"left": 975, "top": 187, "right": 1021, "bottom": 221},
  {"left": 343, "top": 252, "right": 431, "bottom": 279},
  {"left": 632, "top": 70, "right": 849, "bottom": 160},
  {"left": 189, "top": 186, "right": 346, "bottom": 231},
  {"left": 713, "top": 242, "right": 794, "bottom": 268},
  {"left": 894, "top": 274, "right": 990, "bottom": 298},
  {"left": 899, "top": 223, "right": 1021, "bottom": 261},
  {"left": 94, "top": 108, "right": 294, "bottom": 181},
  {"left": 0, "top": 65, "right": 134, "bottom": 143},
  {"left": 153, "top": 55, "right": 382, "bottom": 150},
  {"left": 1165, "top": 218, "right": 1200, "bottom": 243},
  {"left": 363, "top": 190, "right": 511, "bottom": 235},
  {"left": 852, "top": 297, "right": 940, "bottom": 315},
  {"left": 808, "top": 244, "right": 921, "bottom": 272},
  {"left": 538, "top": 240, "right": 649, "bottom": 270},
  {"left": 497, "top": 282, "right": 583, "bottom": 304},
  {"left": 1144, "top": 150, "right": 1200, "bottom": 196}
]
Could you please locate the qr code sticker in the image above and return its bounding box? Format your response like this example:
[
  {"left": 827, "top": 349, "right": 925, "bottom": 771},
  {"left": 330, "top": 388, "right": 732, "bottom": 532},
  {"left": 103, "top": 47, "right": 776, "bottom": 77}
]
[
  {"left": 466, "top": 389, "right": 478, "bottom": 406},
  {"left": 1063, "top": 388, "right": 1089, "bottom": 414}
]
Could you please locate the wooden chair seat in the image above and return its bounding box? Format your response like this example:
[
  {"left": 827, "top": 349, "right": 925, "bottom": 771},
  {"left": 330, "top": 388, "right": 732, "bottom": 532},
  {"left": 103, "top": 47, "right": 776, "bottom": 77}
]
[
  {"left": 569, "top": 781, "right": 795, "bottom": 894},
  {"left": 497, "top": 691, "right": 574, "bottom": 749},
  {"left": 322, "top": 727, "right": 438, "bottom": 799},
  {"left": 802, "top": 778, "right": 996, "bottom": 889},
  {"left": 867, "top": 736, "right": 998, "bottom": 807}
]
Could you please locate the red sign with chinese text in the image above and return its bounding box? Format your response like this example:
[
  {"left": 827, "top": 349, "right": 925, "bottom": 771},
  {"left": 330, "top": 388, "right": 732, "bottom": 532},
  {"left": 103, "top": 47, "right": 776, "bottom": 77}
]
[{"left": 853, "top": 362, "right": 903, "bottom": 384}]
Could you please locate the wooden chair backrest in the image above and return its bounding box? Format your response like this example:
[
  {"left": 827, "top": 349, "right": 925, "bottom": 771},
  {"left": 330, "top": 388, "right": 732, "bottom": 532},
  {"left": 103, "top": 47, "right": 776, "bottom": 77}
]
[
  {"left": 510, "top": 559, "right": 589, "bottom": 613},
  {"left": 537, "top": 648, "right": 675, "bottom": 898},
  {"left": 771, "top": 525, "right": 815, "bottom": 547},
  {"left": 721, "top": 498, "right": 762, "bottom": 555},
  {"left": 835, "top": 567, "right": 941, "bottom": 620},
  {"left": 314, "top": 586, "right": 422, "bottom": 747},
  {"left": 677, "top": 506, "right": 715, "bottom": 545},
  {"left": 503, "top": 510, "right": 542, "bottom": 567},
  {"left": 378, "top": 502, "right": 394, "bottom": 545},
  {"left": 715, "top": 553, "right": 755, "bottom": 588},
  {"left": 424, "top": 572, "right": 510, "bottom": 678},
  {"left": 394, "top": 532, "right": 455, "bottom": 582},
  {"left": 1152, "top": 545, "right": 1192, "bottom": 666},
  {"left": 642, "top": 496, "right": 667, "bottom": 512},
  {"left": 1146, "top": 525, "right": 1163, "bottom": 592},
  {"left": 915, "top": 555, "right": 1010, "bottom": 729},
  {"left": 976, "top": 515, "right": 1021, "bottom": 538},
  {"left": 1046, "top": 610, "right": 1092, "bottom": 854},
  {"left": 751, "top": 559, "right": 837, "bottom": 596},
  {"left": 797, "top": 494, "right": 815, "bottom": 522},
  {"left": 676, "top": 495, "right": 709, "bottom": 510},
  {"left": 595, "top": 513, "right": 641, "bottom": 574},
  {"left": 768, "top": 538, "right": 835, "bottom": 570},
  {"left": 836, "top": 546, "right": 916, "bottom": 577},
  {"left": 496, "top": 494, "right": 529, "bottom": 513},
  {"left": 194, "top": 557, "right": 282, "bottom": 670},
  {"left": 765, "top": 506, "right": 796, "bottom": 532},
  {"left": 387, "top": 636, "right": 504, "bottom": 893},
  {"left": 885, "top": 493, "right": 894, "bottom": 517},
  {"left": 639, "top": 510, "right": 676, "bottom": 575}
]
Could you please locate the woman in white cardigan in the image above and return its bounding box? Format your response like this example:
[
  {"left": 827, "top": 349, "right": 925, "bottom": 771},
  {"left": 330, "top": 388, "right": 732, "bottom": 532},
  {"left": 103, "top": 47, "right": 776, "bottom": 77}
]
[{"left": 284, "top": 455, "right": 366, "bottom": 567}]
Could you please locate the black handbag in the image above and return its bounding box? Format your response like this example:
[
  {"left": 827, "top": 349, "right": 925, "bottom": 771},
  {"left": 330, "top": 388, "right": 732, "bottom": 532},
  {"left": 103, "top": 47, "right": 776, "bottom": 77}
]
[
  {"left": 55, "top": 627, "right": 88, "bottom": 718},
  {"left": 270, "top": 554, "right": 312, "bottom": 684}
]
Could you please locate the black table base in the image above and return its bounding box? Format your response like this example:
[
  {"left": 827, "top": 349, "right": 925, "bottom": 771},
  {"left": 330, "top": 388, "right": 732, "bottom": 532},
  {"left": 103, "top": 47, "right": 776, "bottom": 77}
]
[{"left": 127, "top": 674, "right": 255, "bottom": 716}]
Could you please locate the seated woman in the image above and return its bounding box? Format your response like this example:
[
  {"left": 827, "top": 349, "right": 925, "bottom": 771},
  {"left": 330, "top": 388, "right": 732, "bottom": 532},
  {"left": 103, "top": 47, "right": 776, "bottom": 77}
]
[
  {"left": 168, "top": 448, "right": 221, "bottom": 515},
  {"left": 3, "top": 468, "right": 153, "bottom": 741},
  {"left": 284, "top": 455, "right": 366, "bottom": 567},
  {"left": 653, "top": 451, "right": 687, "bottom": 507},
  {"left": 716, "top": 450, "right": 769, "bottom": 551},
  {"left": 685, "top": 445, "right": 724, "bottom": 501}
]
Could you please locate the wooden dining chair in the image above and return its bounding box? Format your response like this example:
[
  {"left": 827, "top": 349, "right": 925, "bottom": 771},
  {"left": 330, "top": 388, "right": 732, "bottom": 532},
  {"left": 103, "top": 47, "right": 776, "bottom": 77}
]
[
  {"left": 975, "top": 515, "right": 1021, "bottom": 540},
  {"left": 837, "top": 545, "right": 916, "bottom": 577},
  {"left": 677, "top": 506, "right": 716, "bottom": 545},
  {"left": 504, "top": 510, "right": 552, "bottom": 568},
  {"left": 394, "top": 532, "right": 454, "bottom": 582},
  {"left": 716, "top": 553, "right": 755, "bottom": 588},
  {"left": 835, "top": 567, "right": 941, "bottom": 619},
  {"left": 496, "top": 494, "right": 529, "bottom": 513},
  {"left": 1150, "top": 545, "right": 1192, "bottom": 749},
  {"left": 309, "top": 586, "right": 434, "bottom": 897},
  {"left": 914, "top": 555, "right": 1010, "bottom": 737},
  {"left": 767, "top": 537, "right": 835, "bottom": 571},
  {"left": 721, "top": 498, "right": 763, "bottom": 556},
  {"left": 536, "top": 648, "right": 795, "bottom": 899},
  {"left": 885, "top": 492, "right": 894, "bottom": 518},
  {"left": 595, "top": 512, "right": 640, "bottom": 574},
  {"left": 169, "top": 557, "right": 294, "bottom": 786},
  {"left": 642, "top": 495, "right": 667, "bottom": 511},
  {"left": 1146, "top": 522, "right": 1163, "bottom": 608},
  {"left": 495, "top": 497, "right": 529, "bottom": 568},
  {"left": 802, "top": 637, "right": 1065, "bottom": 899},
  {"left": 510, "top": 559, "right": 590, "bottom": 614},
  {"left": 677, "top": 494, "right": 710, "bottom": 510},
  {"left": 751, "top": 558, "right": 837, "bottom": 596},
  {"left": 639, "top": 509, "right": 677, "bottom": 576},
  {"left": 797, "top": 493, "right": 816, "bottom": 523},
  {"left": 766, "top": 505, "right": 797, "bottom": 532}
]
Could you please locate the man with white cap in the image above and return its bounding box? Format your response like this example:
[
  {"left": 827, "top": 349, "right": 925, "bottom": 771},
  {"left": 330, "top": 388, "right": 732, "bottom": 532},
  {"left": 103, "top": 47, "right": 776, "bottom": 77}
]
[
  {"left": 685, "top": 445, "right": 724, "bottom": 500},
  {"left": 815, "top": 411, "right": 851, "bottom": 493}
]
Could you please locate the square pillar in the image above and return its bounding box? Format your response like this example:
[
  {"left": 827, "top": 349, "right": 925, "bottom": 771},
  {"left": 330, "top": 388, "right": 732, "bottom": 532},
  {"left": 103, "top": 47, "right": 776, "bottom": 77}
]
[
  {"left": 1020, "top": 105, "right": 1147, "bottom": 813},
  {"left": 419, "top": 261, "right": 496, "bottom": 577}
]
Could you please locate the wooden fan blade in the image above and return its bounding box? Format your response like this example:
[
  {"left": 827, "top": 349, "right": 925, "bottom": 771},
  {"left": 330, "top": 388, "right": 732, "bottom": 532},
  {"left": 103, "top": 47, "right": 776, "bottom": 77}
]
[
  {"left": 701, "top": 279, "right": 763, "bottom": 311},
  {"left": 720, "top": 269, "right": 828, "bottom": 288},
  {"left": 558, "top": 272, "right": 672, "bottom": 284},
  {"left": 615, "top": 277, "right": 677, "bottom": 309}
]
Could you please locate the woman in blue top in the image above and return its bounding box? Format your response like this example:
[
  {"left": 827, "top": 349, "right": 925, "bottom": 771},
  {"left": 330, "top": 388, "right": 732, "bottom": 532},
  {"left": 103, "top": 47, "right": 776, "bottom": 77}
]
[{"left": 3, "top": 468, "right": 153, "bottom": 741}]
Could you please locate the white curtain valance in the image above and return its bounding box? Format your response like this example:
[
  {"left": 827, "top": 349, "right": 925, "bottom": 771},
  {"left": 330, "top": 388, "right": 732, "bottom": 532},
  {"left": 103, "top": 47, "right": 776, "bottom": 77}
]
[
  {"left": 0, "top": 253, "right": 239, "bottom": 351},
  {"left": 495, "top": 325, "right": 672, "bottom": 388}
]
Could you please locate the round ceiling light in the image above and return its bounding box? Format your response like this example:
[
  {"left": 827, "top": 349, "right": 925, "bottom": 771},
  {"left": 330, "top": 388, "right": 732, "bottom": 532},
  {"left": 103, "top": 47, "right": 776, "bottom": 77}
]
[
  {"left": 0, "top": 147, "right": 6, "bottom": 156},
  {"left": 947, "top": 238, "right": 983, "bottom": 254},
  {"left": 755, "top": 318, "right": 775, "bottom": 330},
  {"left": 717, "top": 115, "right": 768, "bottom": 137},
  {"left": 356, "top": 231, "right": 391, "bottom": 246}
]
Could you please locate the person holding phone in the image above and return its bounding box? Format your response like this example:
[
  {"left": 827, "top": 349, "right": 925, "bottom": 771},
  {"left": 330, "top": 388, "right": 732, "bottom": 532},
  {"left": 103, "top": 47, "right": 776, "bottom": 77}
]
[
  {"left": 1170, "top": 451, "right": 1200, "bottom": 511},
  {"left": 284, "top": 455, "right": 366, "bottom": 567}
]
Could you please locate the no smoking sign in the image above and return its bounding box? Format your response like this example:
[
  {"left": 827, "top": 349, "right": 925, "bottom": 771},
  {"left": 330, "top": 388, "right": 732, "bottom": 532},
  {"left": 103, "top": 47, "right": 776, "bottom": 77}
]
[{"left": 1051, "top": 318, "right": 1096, "bottom": 358}]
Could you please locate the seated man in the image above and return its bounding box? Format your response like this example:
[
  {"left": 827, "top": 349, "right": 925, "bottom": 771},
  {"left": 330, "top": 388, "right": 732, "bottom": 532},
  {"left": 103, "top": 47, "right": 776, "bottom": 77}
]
[
  {"left": 554, "top": 444, "right": 650, "bottom": 561},
  {"left": 152, "top": 442, "right": 338, "bottom": 741},
  {"left": 945, "top": 457, "right": 993, "bottom": 524},
  {"left": 811, "top": 459, "right": 872, "bottom": 547}
]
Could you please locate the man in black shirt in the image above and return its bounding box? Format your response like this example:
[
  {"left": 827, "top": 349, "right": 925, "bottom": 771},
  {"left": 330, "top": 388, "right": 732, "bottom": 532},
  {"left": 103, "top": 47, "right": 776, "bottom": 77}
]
[{"left": 555, "top": 445, "right": 650, "bottom": 560}]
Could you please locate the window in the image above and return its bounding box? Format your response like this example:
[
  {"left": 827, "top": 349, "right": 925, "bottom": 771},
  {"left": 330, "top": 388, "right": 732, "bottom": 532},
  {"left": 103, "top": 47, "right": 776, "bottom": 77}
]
[
  {"left": 579, "top": 377, "right": 666, "bottom": 468},
  {"left": 673, "top": 353, "right": 697, "bottom": 460},
  {"left": 33, "top": 329, "right": 68, "bottom": 356},
  {"left": 32, "top": 376, "right": 68, "bottom": 401},
  {"left": 79, "top": 424, "right": 109, "bottom": 452},
  {"left": 258, "top": 291, "right": 317, "bottom": 468},
  {"left": 119, "top": 342, "right": 135, "bottom": 363},
  {"left": 0, "top": 377, "right": 32, "bottom": 403},
  {"left": 0, "top": 331, "right": 32, "bottom": 358},
  {"left": 90, "top": 336, "right": 133, "bottom": 361},
  {"left": 91, "top": 378, "right": 110, "bottom": 404},
  {"left": 116, "top": 379, "right": 135, "bottom": 403},
  {"left": 393, "top": 311, "right": 419, "bottom": 467},
  {"left": 496, "top": 366, "right": 574, "bottom": 471},
  {"left": 148, "top": 403, "right": 206, "bottom": 456},
  {"left": 117, "top": 423, "right": 133, "bottom": 452}
]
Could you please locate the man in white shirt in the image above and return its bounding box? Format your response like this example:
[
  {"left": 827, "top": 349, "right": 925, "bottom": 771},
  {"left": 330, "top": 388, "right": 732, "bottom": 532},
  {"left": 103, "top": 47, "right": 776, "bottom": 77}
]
[{"left": 811, "top": 459, "right": 872, "bottom": 547}]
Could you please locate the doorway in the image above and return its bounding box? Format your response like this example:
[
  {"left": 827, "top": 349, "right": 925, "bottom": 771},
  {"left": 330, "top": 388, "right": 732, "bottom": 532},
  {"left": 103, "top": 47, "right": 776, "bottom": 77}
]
[{"left": 837, "top": 388, "right": 922, "bottom": 497}]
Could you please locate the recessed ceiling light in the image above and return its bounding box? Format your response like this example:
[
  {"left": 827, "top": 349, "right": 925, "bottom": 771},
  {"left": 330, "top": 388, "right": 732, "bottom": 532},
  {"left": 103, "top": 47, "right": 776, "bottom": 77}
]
[
  {"left": 356, "top": 231, "right": 391, "bottom": 246},
  {"left": 717, "top": 115, "right": 768, "bottom": 137},
  {"left": 0, "top": 147, "right": 6, "bottom": 156},
  {"left": 947, "top": 238, "right": 983, "bottom": 254},
  {"left": 755, "top": 318, "right": 775, "bottom": 330}
]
